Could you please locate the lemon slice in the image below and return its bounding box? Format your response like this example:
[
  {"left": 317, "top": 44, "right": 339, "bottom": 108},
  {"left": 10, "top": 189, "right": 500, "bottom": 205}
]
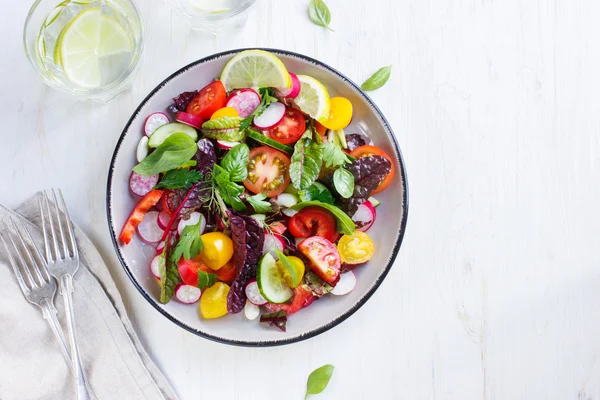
[
  {"left": 294, "top": 75, "right": 330, "bottom": 122},
  {"left": 220, "top": 50, "right": 291, "bottom": 91},
  {"left": 59, "top": 8, "right": 132, "bottom": 89}
]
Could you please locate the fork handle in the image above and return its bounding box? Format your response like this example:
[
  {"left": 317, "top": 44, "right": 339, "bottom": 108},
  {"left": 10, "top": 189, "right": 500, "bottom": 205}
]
[
  {"left": 60, "top": 274, "right": 92, "bottom": 400},
  {"left": 41, "top": 298, "right": 71, "bottom": 367}
]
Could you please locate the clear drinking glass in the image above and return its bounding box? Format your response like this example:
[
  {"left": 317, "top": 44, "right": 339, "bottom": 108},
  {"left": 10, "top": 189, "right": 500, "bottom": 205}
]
[
  {"left": 23, "top": 0, "right": 143, "bottom": 102},
  {"left": 164, "top": 0, "right": 256, "bottom": 34}
]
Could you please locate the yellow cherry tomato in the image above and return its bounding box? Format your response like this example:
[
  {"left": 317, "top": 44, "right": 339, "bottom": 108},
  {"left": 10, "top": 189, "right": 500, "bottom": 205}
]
[
  {"left": 321, "top": 97, "right": 353, "bottom": 130},
  {"left": 337, "top": 231, "right": 374, "bottom": 264},
  {"left": 277, "top": 256, "right": 305, "bottom": 288},
  {"left": 200, "top": 282, "right": 230, "bottom": 319},
  {"left": 198, "top": 232, "right": 234, "bottom": 270},
  {"left": 210, "top": 107, "right": 239, "bottom": 120}
]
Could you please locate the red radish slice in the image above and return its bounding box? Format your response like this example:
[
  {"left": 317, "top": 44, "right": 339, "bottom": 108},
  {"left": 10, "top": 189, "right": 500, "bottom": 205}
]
[
  {"left": 254, "top": 102, "right": 285, "bottom": 129},
  {"left": 157, "top": 210, "right": 172, "bottom": 230},
  {"left": 144, "top": 112, "right": 169, "bottom": 137},
  {"left": 352, "top": 200, "right": 376, "bottom": 232},
  {"left": 294, "top": 237, "right": 304, "bottom": 247},
  {"left": 137, "top": 136, "right": 149, "bottom": 162},
  {"left": 137, "top": 211, "right": 163, "bottom": 244},
  {"left": 150, "top": 255, "right": 163, "bottom": 279},
  {"left": 174, "top": 284, "right": 201, "bottom": 304},
  {"left": 176, "top": 111, "right": 203, "bottom": 129},
  {"left": 282, "top": 208, "right": 298, "bottom": 217},
  {"left": 244, "top": 300, "right": 260, "bottom": 320},
  {"left": 331, "top": 271, "right": 356, "bottom": 295},
  {"left": 263, "top": 232, "right": 285, "bottom": 257},
  {"left": 245, "top": 279, "right": 267, "bottom": 305},
  {"left": 217, "top": 140, "right": 241, "bottom": 150},
  {"left": 226, "top": 88, "right": 261, "bottom": 118},
  {"left": 177, "top": 212, "right": 204, "bottom": 236},
  {"left": 129, "top": 172, "right": 159, "bottom": 197},
  {"left": 215, "top": 214, "right": 226, "bottom": 231},
  {"left": 275, "top": 72, "right": 301, "bottom": 99},
  {"left": 155, "top": 241, "right": 165, "bottom": 255}
]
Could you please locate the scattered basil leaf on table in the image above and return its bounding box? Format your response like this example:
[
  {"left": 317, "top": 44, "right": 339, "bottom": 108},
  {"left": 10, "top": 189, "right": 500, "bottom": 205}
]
[
  {"left": 198, "top": 270, "right": 218, "bottom": 292},
  {"left": 361, "top": 65, "right": 392, "bottom": 92},
  {"left": 133, "top": 132, "right": 198, "bottom": 176},
  {"left": 305, "top": 364, "right": 335, "bottom": 399},
  {"left": 220, "top": 143, "right": 249, "bottom": 182},
  {"left": 290, "top": 130, "right": 323, "bottom": 190},
  {"left": 154, "top": 168, "right": 201, "bottom": 190},
  {"left": 274, "top": 249, "right": 300, "bottom": 287},
  {"left": 171, "top": 217, "right": 205, "bottom": 262},
  {"left": 291, "top": 201, "right": 355, "bottom": 235},
  {"left": 308, "top": 0, "right": 334, "bottom": 31},
  {"left": 247, "top": 193, "right": 272, "bottom": 213},
  {"left": 333, "top": 167, "right": 355, "bottom": 199},
  {"left": 320, "top": 141, "right": 354, "bottom": 168}
]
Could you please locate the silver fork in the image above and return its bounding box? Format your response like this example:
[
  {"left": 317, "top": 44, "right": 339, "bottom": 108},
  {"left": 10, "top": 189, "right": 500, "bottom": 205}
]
[{"left": 41, "top": 189, "right": 92, "bottom": 400}]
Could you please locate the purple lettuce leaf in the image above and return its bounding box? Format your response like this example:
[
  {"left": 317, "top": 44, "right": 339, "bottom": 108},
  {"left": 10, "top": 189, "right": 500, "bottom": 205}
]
[
  {"left": 338, "top": 155, "right": 391, "bottom": 216},
  {"left": 227, "top": 212, "right": 265, "bottom": 313},
  {"left": 260, "top": 311, "right": 287, "bottom": 332},
  {"left": 345, "top": 133, "right": 367, "bottom": 151},
  {"left": 171, "top": 91, "right": 198, "bottom": 112}
]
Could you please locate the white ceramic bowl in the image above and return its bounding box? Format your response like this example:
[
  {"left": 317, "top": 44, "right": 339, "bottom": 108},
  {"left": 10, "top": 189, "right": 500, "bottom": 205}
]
[{"left": 107, "top": 48, "right": 409, "bottom": 346}]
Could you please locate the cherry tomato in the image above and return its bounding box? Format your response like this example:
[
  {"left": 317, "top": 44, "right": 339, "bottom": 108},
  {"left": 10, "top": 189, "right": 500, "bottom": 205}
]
[
  {"left": 298, "top": 236, "right": 341, "bottom": 283},
  {"left": 321, "top": 97, "right": 353, "bottom": 130},
  {"left": 288, "top": 206, "right": 337, "bottom": 242},
  {"left": 337, "top": 231, "right": 374, "bottom": 265},
  {"left": 269, "top": 221, "right": 287, "bottom": 235},
  {"left": 264, "top": 286, "right": 315, "bottom": 314},
  {"left": 200, "top": 282, "right": 230, "bottom": 319},
  {"left": 213, "top": 259, "right": 236, "bottom": 283},
  {"left": 186, "top": 81, "right": 227, "bottom": 121},
  {"left": 198, "top": 232, "right": 234, "bottom": 270},
  {"left": 277, "top": 256, "right": 305, "bottom": 288},
  {"left": 266, "top": 107, "right": 306, "bottom": 145},
  {"left": 349, "top": 145, "right": 395, "bottom": 194},
  {"left": 210, "top": 107, "right": 239, "bottom": 120},
  {"left": 314, "top": 121, "right": 328, "bottom": 138},
  {"left": 178, "top": 257, "right": 236, "bottom": 286},
  {"left": 244, "top": 146, "right": 291, "bottom": 197},
  {"left": 159, "top": 191, "right": 171, "bottom": 215}
]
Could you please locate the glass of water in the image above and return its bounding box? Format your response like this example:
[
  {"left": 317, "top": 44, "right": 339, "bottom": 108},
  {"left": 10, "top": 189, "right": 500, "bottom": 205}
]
[
  {"left": 164, "top": 0, "right": 256, "bottom": 34},
  {"left": 23, "top": 0, "right": 143, "bottom": 101}
]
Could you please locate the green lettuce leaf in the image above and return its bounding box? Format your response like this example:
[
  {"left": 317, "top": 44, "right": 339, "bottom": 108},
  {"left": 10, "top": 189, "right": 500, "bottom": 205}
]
[{"left": 289, "top": 130, "right": 323, "bottom": 190}]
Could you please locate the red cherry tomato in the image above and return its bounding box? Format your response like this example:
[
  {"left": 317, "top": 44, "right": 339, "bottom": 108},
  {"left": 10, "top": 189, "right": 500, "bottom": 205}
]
[
  {"left": 298, "top": 237, "right": 341, "bottom": 284},
  {"left": 243, "top": 146, "right": 291, "bottom": 197},
  {"left": 186, "top": 81, "right": 227, "bottom": 121},
  {"left": 178, "top": 257, "right": 236, "bottom": 286},
  {"left": 159, "top": 191, "right": 171, "bottom": 215},
  {"left": 288, "top": 206, "right": 337, "bottom": 242},
  {"left": 269, "top": 221, "right": 288, "bottom": 235},
  {"left": 314, "top": 121, "right": 328, "bottom": 139},
  {"left": 264, "top": 286, "right": 316, "bottom": 314},
  {"left": 349, "top": 145, "right": 395, "bottom": 194},
  {"left": 266, "top": 107, "right": 306, "bottom": 145}
]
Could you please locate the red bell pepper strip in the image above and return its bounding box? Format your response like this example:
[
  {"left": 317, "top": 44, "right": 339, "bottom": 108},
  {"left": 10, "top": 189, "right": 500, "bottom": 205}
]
[{"left": 119, "top": 189, "right": 164, "bottom": 244}]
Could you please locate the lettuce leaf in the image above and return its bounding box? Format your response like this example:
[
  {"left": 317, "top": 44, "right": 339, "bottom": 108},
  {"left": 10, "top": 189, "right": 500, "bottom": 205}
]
[
  {"left": 201, "top": 116, "right": 246, "bottom": 141},
  {"left": 338, "top": 155, "right": 391, "bottom": 216},
  {"left": 290, "top": 130, "right": 323, "bottom": 190}
]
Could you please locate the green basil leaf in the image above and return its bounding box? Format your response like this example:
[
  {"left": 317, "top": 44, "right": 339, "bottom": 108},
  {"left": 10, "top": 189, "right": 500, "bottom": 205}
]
[
  {"left": 290, "top": 130, "right": 323, "bottom": 190},
  {"left": 298, "top": 183, "right": 335, "bottom": 205},
  {"left": 198, "top": 270, "right": 218, "bottom": 292},
  {"left": 320, "top": 142, "right": 352, "bottom": 168},
  {"left": 247, "top": 192, "right": 273, "bottom": 213},
  {"left": 171, "top": 216, "right": 205, "bottom": 262},
  {"left": 154, "top": 169, "right": 201, "bottom": 190},
  {"left": 361, "top": 65, "right": 392, "bottom": 92},
  {"left": 221, "top": 143, "right": 249, "bottom": 182},
  {"left": 291, "top": 201, "right": 355, "bottom": 235},
  {"left": 305, "top": 364, "right": 335, "bottom": 399},
  {"left": 308, "top": 0, "right": 334, "bottom": 31},
  {"left": 333, "top": 167, "right": 354, "bottom": 199},
  {"left": 133, "top": 132, "right": 197, "bottom": 176},
  {"left": 274, "top": 249, "right": 300, "bottom": 287}
]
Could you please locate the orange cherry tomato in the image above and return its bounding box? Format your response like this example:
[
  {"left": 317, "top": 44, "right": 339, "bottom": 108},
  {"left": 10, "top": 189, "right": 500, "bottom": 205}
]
[
  {"left": 320, "top": 97, "right": 353, "bottom": 130},
  {"left": 210, "top": 107, "right": 239, "bottom": 120},
  {"left": 349, "top": 145, "right": 395, "bottom": 194}
]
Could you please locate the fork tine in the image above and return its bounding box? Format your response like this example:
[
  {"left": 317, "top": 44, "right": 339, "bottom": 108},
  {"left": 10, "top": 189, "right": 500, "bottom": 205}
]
[
  {"left": 0, "top": 233, "right": 30, "bottom": 294},
  {"left": 3, "top": 224, "right": 38, "bottom": 289},
  {"left": 43, "top": 190, "right": 61, "bottom": 261},
  {"left": 51, "top": 189, "right": 70, "bottom": 259},
  {"left": 9, "top": 218, "right": 45, "bottom": 286},
  {"left": 39, "top": 196, "right": 51, "bottom": 263},
  {"left": 19, "top": 219, "right": 52, "bottom": 283},
  {"left": 57, "top": 189, "right": 77, "bottom": 258}
]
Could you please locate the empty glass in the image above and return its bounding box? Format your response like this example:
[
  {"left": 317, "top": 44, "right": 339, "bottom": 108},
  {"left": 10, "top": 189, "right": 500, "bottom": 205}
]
[{"left": 164, "top": 0, "right": 256, "bottom": 34}]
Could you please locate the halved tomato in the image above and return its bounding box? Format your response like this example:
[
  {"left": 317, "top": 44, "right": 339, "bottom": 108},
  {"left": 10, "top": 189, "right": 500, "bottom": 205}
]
[
  {"left": 264, "top": 286, "right": 316, "bottom": 314},
  {"left": 298, "top": 237, "right": 341, "bottom": 284},
  {"left": 288, "top": 206, "right": 337, "bottom": 242},
  {"left": 314, "top": 121, "right": 328, "bottom": 138},
  {"left": 186, "top": 81, "right": 227, "bottom": 121},
  {"left": 266, "top": 107, "right": 306, "bottom": 145},
  {"left": 178, "top": 256, "right": 236, "bottom": 286},
  {"left": 349, "top": 145, "right": 395, "bottom": 194},
  {"left": 244, "top": 146, "right": 291, "bottom": 197}
]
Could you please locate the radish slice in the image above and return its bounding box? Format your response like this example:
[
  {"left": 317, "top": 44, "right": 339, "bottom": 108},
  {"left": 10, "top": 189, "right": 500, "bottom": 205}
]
[
  {"left": 177, "top": 212, "right": 204, "bottom": 236},
  {"left": 331, "top": 271, "right": 356, "bottom": 295},
  {"left": 137, "top": 211, "right": 163, "bottom": 244},
  {"left": 217, "top": 140, "right": 241, "bottom": 150},
  {"left": 174, "top": 284, "right": 201, "bottom": 304},
  {"left": 136, "top": 136, "right": 149, "bottom": 162},
  {"left": 155, "top": 241, "right": 165, "bottom": 255},
  {"left": 245, "top": 279, "right": 267, "bottom": 305},
  {"left": 176, "top": 111, "right": 203, "bottom": 129},
  {"left": 275, "top": 72, "right": 301, "bottom": 99},
  {"left": 244, "top": 299, "right": 260, "bottom": 320},
  {"left": 274, "top": 193, "right": 298, "bottom": 208},
  {"left": 129, "top": 172, "right": 159, "bottom": 197},
  {"left": 157, "top": 210, "right": 172, "bottom": 230},
  {"left": 352, "top": 200, "right": 376, "bottom": 232},
  {"left": 294, "top": 237, "right": 304, "bottom": 247},
  {"left": 263, "top": 233, "right": 285, "bottom": 257},
  {"left": 144, "top": 112, "right": 169, "bottom": 137},
  {"left": 150, "top": 254, "right": 163, "bottom": 279},
  {"left": 253, "top": 102, "right": 285, "bottom": 129},
  {"left": 251, "top": 214, "right": 266, "bottom": 225},
  {"left": 282, "top": 208, "right": 298, "bottom": 217},
  {"left": 226, "top": 88, "right": 261, "bottom": 118}
]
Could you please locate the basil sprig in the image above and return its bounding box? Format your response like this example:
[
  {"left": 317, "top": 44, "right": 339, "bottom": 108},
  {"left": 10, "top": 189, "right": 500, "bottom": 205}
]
[{"left": 133, "top": 132, "right": 198, "bottom": 176}]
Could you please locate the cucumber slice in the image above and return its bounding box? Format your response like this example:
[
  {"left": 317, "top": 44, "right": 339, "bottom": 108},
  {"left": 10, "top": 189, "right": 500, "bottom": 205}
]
[
  {"left": 368, "top": 196, "right": 380, "bottom": 207},
  {"left": 257, "top": 253, "right": 293, "bottom": 304},
  {"left": 148, "top": 122, "right": 198, "bottom": 148},
  {"left": 247, "top": 129, "right": 293, "bottom": 154}
]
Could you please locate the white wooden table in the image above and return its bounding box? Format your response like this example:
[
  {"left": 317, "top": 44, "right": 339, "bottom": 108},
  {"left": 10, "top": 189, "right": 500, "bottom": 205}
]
[{"left": 3, "top": 0, "right": 600, "bottom": 398}]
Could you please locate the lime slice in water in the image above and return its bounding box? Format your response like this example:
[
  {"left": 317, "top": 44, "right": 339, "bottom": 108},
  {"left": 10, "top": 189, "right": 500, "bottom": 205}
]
[{"left": 58, "top": 8, "right": 132, "bottom": 89}]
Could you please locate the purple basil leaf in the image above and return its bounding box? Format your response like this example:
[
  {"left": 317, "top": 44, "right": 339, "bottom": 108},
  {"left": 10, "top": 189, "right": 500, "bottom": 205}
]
[
  {"left": 345, "top": 133, "right": 367, "bottom": 151},
  {"left": 172, "top": 90, "right": 198, "bottom": 112},
  {"left": 339, "top": 155, "right": 391, "bottom": 216}
]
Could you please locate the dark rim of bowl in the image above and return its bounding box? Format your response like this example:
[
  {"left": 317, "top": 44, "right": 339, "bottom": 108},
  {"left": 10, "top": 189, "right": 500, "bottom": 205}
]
[{"left": 106, "top": 48, "right": 409, "bottom": 347}]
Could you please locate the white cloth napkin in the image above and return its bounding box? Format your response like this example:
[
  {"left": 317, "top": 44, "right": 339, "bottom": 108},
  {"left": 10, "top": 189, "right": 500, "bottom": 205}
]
[{"left": 0, "top": 193, "right": 177, "bottom": 400}]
